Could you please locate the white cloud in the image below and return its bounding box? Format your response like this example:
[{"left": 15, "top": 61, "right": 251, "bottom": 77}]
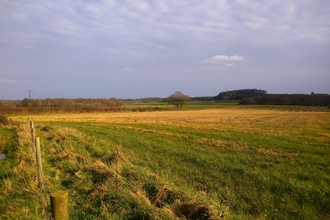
[
  {"left": 0, "top": 79, "right": 17, "bottom": 84},
  {"left": 204, "top": 55, "right": 245, "bottom": 64}
]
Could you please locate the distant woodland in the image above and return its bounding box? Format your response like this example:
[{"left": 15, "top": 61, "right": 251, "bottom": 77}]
[
  {"left": 212, "top": 89, "right": 330, "bottom": 106},
  {"left": 212, "top": 89, "right": 267, "bottom": 100},
  {"left": 239, "top": 93, "right": 330, "bottom": 106}
]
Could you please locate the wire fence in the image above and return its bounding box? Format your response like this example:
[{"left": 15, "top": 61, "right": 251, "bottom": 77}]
[{"left": 29, "top": 118, "right": 59, "bottom": 220}]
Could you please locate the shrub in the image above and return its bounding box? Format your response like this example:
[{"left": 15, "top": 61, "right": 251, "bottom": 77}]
[
  {"left": 0, "top": 114, "right": 10, "bottom": 125},
  {"left": 239, "top": 98, "right": 255, "bottom": 105}
]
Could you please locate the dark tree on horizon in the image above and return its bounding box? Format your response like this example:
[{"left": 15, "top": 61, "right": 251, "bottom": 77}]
[{"left": 166, "top": 91, "right": 190, "bottom": 109}]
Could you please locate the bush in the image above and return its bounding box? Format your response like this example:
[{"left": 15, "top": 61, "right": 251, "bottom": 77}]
[
  {"left": 239, "top": 98, "right": 255, "bottom": 105},
  {"left": 0, "top": 114, "right": 10, "bottom": 125}
]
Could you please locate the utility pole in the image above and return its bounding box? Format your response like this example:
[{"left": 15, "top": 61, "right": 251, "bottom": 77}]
[{"left": 27, "top": 90, "right": 33, "bottom": 106}]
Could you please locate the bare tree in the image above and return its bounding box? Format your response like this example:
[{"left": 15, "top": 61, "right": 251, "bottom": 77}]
[{"left": 167, "top": 91, "right": 190, "bottom": 109}]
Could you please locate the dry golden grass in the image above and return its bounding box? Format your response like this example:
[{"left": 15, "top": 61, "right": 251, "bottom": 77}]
[
  {"left": 12, "top": 107, "right": 329, "bottom": 143},
  {"left": 2, "top": 178, "right": 13, "bottom": 197},
  {"left": 11, "top": 106, "right": 329, "bottom": 125}
]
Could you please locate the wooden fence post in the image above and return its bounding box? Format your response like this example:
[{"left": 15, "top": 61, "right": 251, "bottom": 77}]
[
  {"left": 35, "top": 137, "right": 43, "bottom": 189},
  {"left": 29, "top": 118, "right": 33, "bottom": 130},
  {"left": 30, "top": 119, "right": 36, "bottom": 152},
  {"left": 30, "top": 119, "right": 33, "bottom": 137},
  {"left": 31, "top": 128, "right": 36, "bottom": 152},
  {"left": 50, "top": 190, "right": 69, "bottom": 220}
]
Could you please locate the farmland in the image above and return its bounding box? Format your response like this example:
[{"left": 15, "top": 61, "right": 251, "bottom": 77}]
[{"left": 1, "top": 105, "right": 330, "bottom": 219}]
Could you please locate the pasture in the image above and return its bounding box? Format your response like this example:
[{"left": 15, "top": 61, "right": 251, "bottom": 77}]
[{"left": 2, "top": 105, "right": 330, "bottom": 219}]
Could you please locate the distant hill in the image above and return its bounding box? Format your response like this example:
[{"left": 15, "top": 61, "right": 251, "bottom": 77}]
[
  {"left": 208, "top": 89, "right": 330, "bottom": 106},
  {"left": 212, "top": 89, "right": 267, "bottom": 100}
]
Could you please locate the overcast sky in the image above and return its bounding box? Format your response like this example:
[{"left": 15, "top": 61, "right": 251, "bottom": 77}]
[{"left": 1, "top": 0, "right": 329, "bottom": 99}]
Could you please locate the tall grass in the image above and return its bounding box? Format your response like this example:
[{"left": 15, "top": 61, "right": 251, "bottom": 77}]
[{"left": 0, "top": 124, "right": 51, "bottom": 219}]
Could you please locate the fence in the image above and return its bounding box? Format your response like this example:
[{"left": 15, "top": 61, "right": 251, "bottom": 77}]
[{"left": 29, "top": 118, "right": 68, "bottom": 220}]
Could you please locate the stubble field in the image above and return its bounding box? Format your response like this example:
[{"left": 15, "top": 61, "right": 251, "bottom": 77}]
[{"left": 2, "top": 106, "right": 330, "bottom": 219}]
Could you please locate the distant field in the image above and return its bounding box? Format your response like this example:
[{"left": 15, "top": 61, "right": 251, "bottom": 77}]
[
  {"left": 2, "top": 105, "right": 330, "bottom": 219},
  {"left": 124, "top": 100, "right": 239, "bottom": 109}
]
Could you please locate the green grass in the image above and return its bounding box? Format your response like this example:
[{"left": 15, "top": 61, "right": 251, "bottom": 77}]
[
  {"left": 0, "top": 126, "right": 45, "bottom": 219},
  {"left": 3, "top": 106, "right": 330, "bottom": 219},
  {"left": 238, "top": 104, "right": 330, "bottom": 112},
  {"left": 124, "top": 101, "right": 170, "bottom": 109},
  {"left": 0, "top": 128, "right": 16, "bottom": 177},
  {"left": 124, "top": 100, "right": 240, "bottom": 110},
  {"left": 68, "top": 120, "right": 329, "bottom": 219}
]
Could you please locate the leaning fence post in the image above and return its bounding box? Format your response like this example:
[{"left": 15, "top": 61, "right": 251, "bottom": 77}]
[
  {"left": 50, "top": 190, "right": 69, "bottom": 220},
  {"left": 35, "top": 137, "right": 43, "bottom": 189}
]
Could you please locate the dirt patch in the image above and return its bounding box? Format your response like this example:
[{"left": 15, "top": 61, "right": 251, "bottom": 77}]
[
  {"left": 143, "top": 184, "right": 218, "bottom": 219},
  {"left": 175, "top": 201, "right": 214, "bottom": 220}
]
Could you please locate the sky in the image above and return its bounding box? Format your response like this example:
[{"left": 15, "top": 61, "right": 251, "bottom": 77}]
[{"left": 0, "top": 0, "right": 329, "bottom": 100}]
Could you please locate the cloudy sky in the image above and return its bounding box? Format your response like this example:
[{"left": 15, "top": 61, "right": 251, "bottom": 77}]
[{"left": 1, "top": 0, "right": 329, "bottom": 99}]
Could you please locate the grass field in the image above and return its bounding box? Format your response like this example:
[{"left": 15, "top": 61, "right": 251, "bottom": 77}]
[
  {"left": 1, "top": 105, "right": 330, "bottom": 219},
  {"left": 124, "top": 100, "right": 239, "bottom": 110}
]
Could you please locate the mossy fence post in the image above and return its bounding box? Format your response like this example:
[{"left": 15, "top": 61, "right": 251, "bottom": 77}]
[{"left": 50, "top": 190, "right": 69, "bottom": 220}]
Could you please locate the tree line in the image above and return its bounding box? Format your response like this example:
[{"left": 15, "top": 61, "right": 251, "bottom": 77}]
[
  {"left": 239, "top": 93, "right": 330, "bottom": 106},
  {"left": 0, "top": 92, "right": 192, "bottom": 110},
  {"left": 210, "top": 89, "right": 330, "bottom": 107},
  {"left": 0, "top": 97, "right": 124, "bottom": 108},
  {"left": 212, "top": 89, "right": 267, "bottom": 100},
  {"left": 1, "top": 89, "right": 329, "bottom": 110}
]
